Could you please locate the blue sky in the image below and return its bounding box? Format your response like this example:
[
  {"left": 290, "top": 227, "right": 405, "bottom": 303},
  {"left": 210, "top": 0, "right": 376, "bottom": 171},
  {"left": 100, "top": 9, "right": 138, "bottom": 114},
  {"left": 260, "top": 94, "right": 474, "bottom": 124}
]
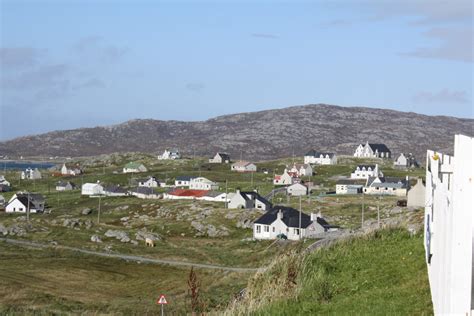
[{"left": 0, "top": 0, "right": 472, "bottom": 140}]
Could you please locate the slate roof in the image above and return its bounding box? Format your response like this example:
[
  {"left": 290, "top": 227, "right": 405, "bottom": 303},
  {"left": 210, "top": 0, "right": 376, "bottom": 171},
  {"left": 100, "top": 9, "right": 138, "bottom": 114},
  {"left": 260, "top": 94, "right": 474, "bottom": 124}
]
[
  {"left": 241, "top": 191, "right": 272, "bottom": 208},
  {"left": 368, "top": 143, "right": 391, "bottom": 153},
  {"left": 356, "top": 164, "right": 376, "bottom": 170},
  {"left": 336, "top": 179, "right": 365, "bottom": 185},
  {"left": 16, "top": 193, "right": 45, "bottom": 203},
  {"left": 176, "top": 176, "right": 196, "bottom": 182},
  {"left": 130, "top": 187, "right": 157, "bottom": 195},
  {"left": 254, "top": 206, "right": 312, "bottom": 229},
  {"left": 217, "top": 153, "right": 230, "bottom": 160},
  {"left": 305, "top": 150, "right": 335, "bottom": 158},
  {"left": 367, "top": 176, "right": 407, "bottom": 188},
  {"left": 56, "top": 181, "right": 75, "bottom": 187},
  {"left": 104, "top": 185, "right": 128, "bottom": 194}
]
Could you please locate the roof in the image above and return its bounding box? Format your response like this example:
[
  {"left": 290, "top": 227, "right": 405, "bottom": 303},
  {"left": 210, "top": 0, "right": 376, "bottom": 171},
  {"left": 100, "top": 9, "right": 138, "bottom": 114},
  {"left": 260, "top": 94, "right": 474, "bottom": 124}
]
[
  {"left": 130, "top": 187, "right": 157, "bottom": 195},
  {"left": 254, "top": 206, "right": 312, "bottom": 229},
  {"left": 305, "top": 150, "right": 335, "bottom": 158},
  {"left": 292, "top": 163, "right": 311, "bottom": 169},
  {"left": 241, "top": 191, "right": 272, "bottom": 208},
  {"left": 216, "top": 153, "right": 230, "bottom": 160},
  {"left": 124, "top": 162, "right": 144, "bottom": 169},
  {"left": 232, "top": 161, "right": 255, "bottom": 168},
  {"left": 367, "top": 176, "right": 407, "bottom": 188},
  {"left": 368, "top": 143, "right": 391, "bottom": 153},
  {"left": 15, "top": 193, "right": 45, "bottom": 202},
  {"left": 356, "top": 164, "right": 376, "bottom": 170},
  {"left": 56, "top": 181, "right": 75, "bottom": 187},
  {"left": 288, "top": 183, "right": 307, "bottom": 189},
  {"left": 176, "top": 176, "right": 196, "bottom": 181},
  {"left": 204, "top": 191, "right": 225, "bottom": 198},
  {"left": 167, "top": 188, "right": 208, "bottom": 197},
  {"left": 336, "top": 179, "right": 366, "bottom": 185},
  {"left": 138, "top": 176, "right": 161, "bottom": 183},
  {"left": 104, "top": 185, "right": 128, "bottom": 193},
  {"left": 82, "top": 182, "right": 102, "bottom": 188}
]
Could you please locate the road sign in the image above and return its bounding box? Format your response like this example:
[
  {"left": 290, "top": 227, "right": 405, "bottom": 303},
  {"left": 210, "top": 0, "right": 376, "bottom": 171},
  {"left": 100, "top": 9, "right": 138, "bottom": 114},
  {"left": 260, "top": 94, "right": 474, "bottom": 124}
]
[{"left": 157, "top": 295, "right": 168, "bottom": 305}]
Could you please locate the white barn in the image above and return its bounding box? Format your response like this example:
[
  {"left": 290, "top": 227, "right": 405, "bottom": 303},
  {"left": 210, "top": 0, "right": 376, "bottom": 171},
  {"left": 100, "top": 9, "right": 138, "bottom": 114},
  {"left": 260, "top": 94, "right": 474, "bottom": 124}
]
[{"left": 81, "top": 182, "right": 104, "bottom": 196}]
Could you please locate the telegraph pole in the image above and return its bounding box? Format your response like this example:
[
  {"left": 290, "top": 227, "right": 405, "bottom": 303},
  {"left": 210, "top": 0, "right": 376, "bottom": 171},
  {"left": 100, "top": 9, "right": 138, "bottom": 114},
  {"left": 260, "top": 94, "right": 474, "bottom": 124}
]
[
  {"left": 299, "top": 195, "right": 302, "bottom": 240},
  {"left": 225, "top": 179, "right": 228, "bottom": 209},
  {"left": 27, "top": 191, "right": 30, "bottom": 223},
  {"left": 361, "top": 196, "right": 365, "bottom": 229},
  {"left": 97, "top": 194, "right": 102, "bottom": 224}
]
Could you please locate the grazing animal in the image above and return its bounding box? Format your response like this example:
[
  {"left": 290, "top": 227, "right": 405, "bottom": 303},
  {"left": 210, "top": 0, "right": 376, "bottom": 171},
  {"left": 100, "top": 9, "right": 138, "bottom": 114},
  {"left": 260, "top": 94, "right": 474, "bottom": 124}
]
[{"left": 145, "top": 238, "right": 155, "bottom": 247}]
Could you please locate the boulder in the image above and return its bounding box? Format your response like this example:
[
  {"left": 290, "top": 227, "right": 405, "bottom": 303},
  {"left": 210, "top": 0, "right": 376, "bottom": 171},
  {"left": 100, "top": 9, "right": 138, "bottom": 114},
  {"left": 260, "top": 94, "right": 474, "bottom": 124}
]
[
  {"left": 91, "top": 235, "right": 102, "bottom": 243},
  {"left": 104, "top": 229, "right": 130, "bottom": 242},
  {"left": 82, "top": 208, "right": 92, "bottom": 215},
  {"left": 0, "top": 224, "right": 8, "bottom": 236}
]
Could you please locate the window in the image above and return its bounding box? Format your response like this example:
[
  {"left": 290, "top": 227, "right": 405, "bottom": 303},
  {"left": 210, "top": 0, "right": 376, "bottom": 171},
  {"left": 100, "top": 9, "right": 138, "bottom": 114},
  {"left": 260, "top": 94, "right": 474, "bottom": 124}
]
[
  {"left": 272, "top": 227, "right": 275, "bottom": 232},
  {"left": 264, "top": 226, "right": 269, "bottom": 232},
  {"left": 294, "top": 228, "right": 300, "bottom": 235},
  {"left": 256, "top": 225, "right": 261, "bottom": 233}
]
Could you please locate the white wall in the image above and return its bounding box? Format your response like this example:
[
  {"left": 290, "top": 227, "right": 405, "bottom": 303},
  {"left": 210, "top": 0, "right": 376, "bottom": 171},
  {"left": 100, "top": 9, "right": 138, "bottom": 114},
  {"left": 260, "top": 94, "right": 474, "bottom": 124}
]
[{"left": 424, "top": 134, "right": 473, "bottom": 314}]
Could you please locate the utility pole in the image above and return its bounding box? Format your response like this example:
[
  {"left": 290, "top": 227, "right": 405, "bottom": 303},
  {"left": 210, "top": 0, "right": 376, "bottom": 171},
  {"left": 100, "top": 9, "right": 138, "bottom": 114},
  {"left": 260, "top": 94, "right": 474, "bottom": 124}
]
[
  {"left": 97, "top": 194, "right": 102, "bottom": 224},
  {"left": 27, "top": 191, "right": 30, "bottom": 223},
  {"left": 361, "top": 196, "right": 365, "bottom": 229},
  {"left": 225, "top": 179, "right": 228, "bottom": 209},
  {"left": 299, "top": 195, "right": 302, "bottom": 240},
  {"left": 250, "top": 172, "right": 254, "bottom": 188}
]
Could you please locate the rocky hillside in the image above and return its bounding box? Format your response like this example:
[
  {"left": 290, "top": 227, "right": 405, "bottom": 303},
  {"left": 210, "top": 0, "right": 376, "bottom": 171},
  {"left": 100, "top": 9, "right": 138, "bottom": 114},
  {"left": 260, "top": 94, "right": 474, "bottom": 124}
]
[{"left": 0, "top": 104, "right": 472, "bottom": 160}]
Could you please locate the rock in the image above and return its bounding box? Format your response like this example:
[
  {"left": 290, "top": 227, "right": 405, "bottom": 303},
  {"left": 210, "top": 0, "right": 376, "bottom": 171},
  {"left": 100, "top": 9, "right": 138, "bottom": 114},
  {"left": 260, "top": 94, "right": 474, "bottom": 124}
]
[
  {"left": 91, "top": 235, "right": 102, "bottom": 242},
  {"left": 0, "top": 224, "right": 8, "bottom": 236},
  {"left": 104, "top": 229, "right": 130, "bottom": 242},
  {"left": 82, "top": 208, "right": 92, "bottom": 215},
  {"left": 130, "top": 240, "right": 138, "bottom": 245},
  {"left": 84, "top": 220, "right": 93, "bottom": 230},
  {"left": 135, "top": 230, "right": 161, "bottom": 241},
  {"left": 120, "top": 236, "right": 131, "bottom": 243},
  {"left": 120, "top": 216, "right": 129, "bottom": 222},
  {"left": 236, "top": 219, "right": 253, "bottom": 229}
]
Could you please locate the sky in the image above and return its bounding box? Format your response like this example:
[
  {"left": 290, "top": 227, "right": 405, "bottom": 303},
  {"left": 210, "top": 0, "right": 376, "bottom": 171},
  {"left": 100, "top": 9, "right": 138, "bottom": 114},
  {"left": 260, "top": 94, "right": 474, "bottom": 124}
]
[{"left": 0, "top": 0, "right": 472, "bottom": 140}]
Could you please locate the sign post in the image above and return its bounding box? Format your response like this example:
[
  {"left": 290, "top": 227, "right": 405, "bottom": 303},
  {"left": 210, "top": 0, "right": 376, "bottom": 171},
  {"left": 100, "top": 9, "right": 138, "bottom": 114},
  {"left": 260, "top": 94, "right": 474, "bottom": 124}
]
[{"left": 156, "top": 294, "right": 168, "bottom": 316}]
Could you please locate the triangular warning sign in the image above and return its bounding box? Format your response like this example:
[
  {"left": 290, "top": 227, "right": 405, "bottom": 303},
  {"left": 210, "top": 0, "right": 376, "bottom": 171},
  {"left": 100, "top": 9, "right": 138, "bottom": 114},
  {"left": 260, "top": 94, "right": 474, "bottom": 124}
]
[{"left": 157, "top": 294, "right": 168, "bottom": 305}]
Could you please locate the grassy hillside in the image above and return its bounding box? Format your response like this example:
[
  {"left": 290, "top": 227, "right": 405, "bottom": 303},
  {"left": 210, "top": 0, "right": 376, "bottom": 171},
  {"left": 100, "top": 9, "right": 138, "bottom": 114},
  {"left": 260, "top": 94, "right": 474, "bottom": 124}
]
[{"left": 224, "top": 228, "right": 432, "bottom": 315}]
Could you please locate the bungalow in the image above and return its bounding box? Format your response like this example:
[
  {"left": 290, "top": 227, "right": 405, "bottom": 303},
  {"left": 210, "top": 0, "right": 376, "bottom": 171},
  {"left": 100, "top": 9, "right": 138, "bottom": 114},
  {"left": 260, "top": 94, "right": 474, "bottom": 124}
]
[
  {"left": 163, "top": 188, "right": 208, "bottom": 200},
  {"left": 407, "top": 178, "right": 425, "bottom": 208},
  {"left": 199, "top": 191, "right": 229, "bottom": 202},
  {"left": 273, "top": 171, "right": 299, "bottom": 186},
  {"left": 350, "top": 164, "right": 381, "bottom": 179},
  {"left": 209, "top": 152, "right": 231, "bottom": 164},
  {"left": 56, "top": 181, "right": 76, "bottom": 191},
  {"left": 227, "top": 190, "right": 272, "bottom": 210},
  {"left": 138, "top": 176, "right": 164, "bottom": 188},
  {"left": 394, "top": 153, "right": 420, "bottom": 169},
  {"left": 363, "top": 176, "right": 408, "bottom": 196},
  {"left": 123, "top": 162, "right": 147, "bottom": 174},
  {"left": 175, "top": 176, "right": 196, "bottom": 187},
  {"left": 354, "top": 142, "right": 391, "bottom": 158},
  {"left": 6, "top": 193, "right": 45, "bottom": 213},
  {"left": 189, "top": 177, "right": 219, "bottom": 190},
  {"left": 0, "top": 175, "right": 10, "bottom": 187},
  {"left": 253, "top": 206, "right": 337, "bottom": 240},
  {"left": 231, "top": 161, "right": 257, "bottom": 173},
  {"left": 60, "top": 163, "right": 82, "bottom": 176},
  {"left": 287, "top": 163, "right": 313, "bottom": 177},
  {"left": 304, "top": 150, "right": 337, "bottom": 165},
  {"left": 21, "top": 168, "right": 42, "bottom": 180},
  {"left": 129, "top": 187, "right": 161, "bottom": 199},
  {"left": 335, "top": 179, "right": 364, "bottom": 195},
  {"left": 287, "top": 183, "right": 308, "bottom": 196},
  {"left": 103, "top": 185, "right": 129, "bottom": 197},
  {"left": 158, "top": 149, "right": 181, "bottom": 160},
  {"left": 81, "top": 182, "right": 104, "bottom": 196}
]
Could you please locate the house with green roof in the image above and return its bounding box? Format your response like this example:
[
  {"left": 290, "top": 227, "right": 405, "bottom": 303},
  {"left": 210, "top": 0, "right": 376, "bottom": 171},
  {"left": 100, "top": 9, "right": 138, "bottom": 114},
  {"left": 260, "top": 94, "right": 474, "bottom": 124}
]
[{"left": 123, "top": 162, "right": 147, "bottom": 174}]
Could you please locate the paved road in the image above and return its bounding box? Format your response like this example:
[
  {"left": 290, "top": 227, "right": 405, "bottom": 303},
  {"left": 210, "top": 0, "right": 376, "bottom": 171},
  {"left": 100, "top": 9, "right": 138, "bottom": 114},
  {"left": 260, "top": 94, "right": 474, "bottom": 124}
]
[{"left": 0, "top": 238, "right": 261, "bottom": 273}]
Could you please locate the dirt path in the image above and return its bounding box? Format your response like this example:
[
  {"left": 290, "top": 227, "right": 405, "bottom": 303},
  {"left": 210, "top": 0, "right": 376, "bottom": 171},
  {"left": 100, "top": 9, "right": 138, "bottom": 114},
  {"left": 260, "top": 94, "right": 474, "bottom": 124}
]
[{"left": 0, "top": 238, "right": 261, "bottom": 273}]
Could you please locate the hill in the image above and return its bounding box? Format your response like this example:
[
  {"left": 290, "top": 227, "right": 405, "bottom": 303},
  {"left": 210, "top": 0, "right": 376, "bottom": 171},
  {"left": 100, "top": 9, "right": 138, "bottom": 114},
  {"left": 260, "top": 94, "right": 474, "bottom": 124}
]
[{"left": 0, "top": 104, "right": 472, "bottom": 160}]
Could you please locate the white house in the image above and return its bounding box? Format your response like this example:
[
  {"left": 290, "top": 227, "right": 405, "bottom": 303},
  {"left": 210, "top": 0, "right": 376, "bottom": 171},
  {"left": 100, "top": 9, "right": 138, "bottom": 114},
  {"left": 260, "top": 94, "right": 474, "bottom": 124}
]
[
  {"left": 129, "top": 187, "right": 161, "bottom": 199},
  {"left": 6, "top": 193, "right": 45, "bottom": 213},
  {"left": 354, "top": 142, "right": 391, "bottom": 158},
  {"left": 304, "top": 150, "right": 337, "bottom": 165},
  {"left": 123, "top": 162, "right": 147, "bottom": 174},
  {"left": 189, "top": 177, "right": 219, "bottom": 190},
  {"left": 209, "top": 152, "right": 231, "bottom": 164},
  {"left": 335, "top": 179, "right": 364, "bottom": 195},
  {"left": 21, "top": 168, "right": 42, "bottom": 180},
  {"left": 287, "top": 163, "right": 313, "bottom": 177},
  {"left": 273, "top": 171, "right": 299, "bottom": 186},
  {"left": 287, "top": 183, "right": 308, "bottom": 196},
  {"left": 227, "top": 190, "right": 272, "bottom": 210},
  {"left": 231, "top": 161, "right": 257, "bottom": 173},
  {"left": 81, "top": 182, "right": 104, "bottom": 196},
  {"left": 56, "top": 181, "right": 76, "bottom": 191},
  {"left": 158, "top": 149, "right": 181, "bottom": 160},
  {"left": 138, "top": 176, "right": 163, "bottom": 188},
  {"left": 394, "top": 153, "right": 419, "bottom": 169},
  {"left": 424, "top": 134, "right": 473, "bottom": 314},
  {"left": 199, "top": 191, "right": 229, "bottom": 202},
  {"left": 103, "top": 185, "right": 129, "bottom": 197},
  {"left": 363, "top": 176, "right": 408, "bottom": 197},
  {"left": 0, "top": 175, "right": 11, "bottom": 187},
  {"left": 175, "top": 176, "right": 195, "bottom": 187},
  {"left": 253, "top": 206, "right": 337, "bottom": 241},
  {"left": 407, "top": 178, "right": 425, "bottom": 208},
  {"left": 350, "top": 164, "right": 381, "bottom": 179},
  {"left": 60, "top": 163, "right": 82, "bottom": 176}
]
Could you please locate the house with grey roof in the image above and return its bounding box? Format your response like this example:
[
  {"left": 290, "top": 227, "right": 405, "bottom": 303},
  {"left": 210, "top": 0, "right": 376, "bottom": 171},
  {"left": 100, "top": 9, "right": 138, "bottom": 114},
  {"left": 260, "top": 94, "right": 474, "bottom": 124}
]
[
  {"left": 228, "top": 190, "right": 272, "bottom": 210},
  {"left": 138, "top": 176, "right": 163, "bottom": 188},
  {"left": 253, "top": 206, "right": 338, "bottom": 240},
  {"left": 231, "top": 161, "right": 257, "bottom": 173},
  {"left": 209, "top": 152, "right": 231, "bottom": 164},
  {"left": 129, "top": 187, "right": 160, "bottom": 199},
  {"left": 56, "top": 181, "right": 76, "bottom": 191},
  {"left": 104, "top": 185, "right": 129, "bottom": 197},
  {"left": 287, "top": 183, "right": 308, "bottom": 196},
  {"left": 350, "top": 164, "right": 382, "bottom": 179},
  {"left": 363, "top": 176, "right": 408, "bottom": 196},
  {"left": 175, "top": 176, "right": 195, "bottom": 187},
  {"left": 354, "top": 142, "right": 391, "bottom": 158},
  {"left": 335, "top": 179, "right": 364, "bottom": 194},
  {"left": 394, "top": 153, "right": 420, "bottom": 169},
  {"left": 304, "top": 150, "right": 337, "bottom": 165},
  {"left": 6, "top": 192, "right": 45, "bottom": 213}
]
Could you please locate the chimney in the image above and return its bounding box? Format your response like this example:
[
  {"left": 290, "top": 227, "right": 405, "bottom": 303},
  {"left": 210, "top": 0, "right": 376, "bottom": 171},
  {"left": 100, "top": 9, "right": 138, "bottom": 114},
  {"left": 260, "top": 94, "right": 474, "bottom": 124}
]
[{"left": 277, "top": 209, "right": 283, "bottom": 220}]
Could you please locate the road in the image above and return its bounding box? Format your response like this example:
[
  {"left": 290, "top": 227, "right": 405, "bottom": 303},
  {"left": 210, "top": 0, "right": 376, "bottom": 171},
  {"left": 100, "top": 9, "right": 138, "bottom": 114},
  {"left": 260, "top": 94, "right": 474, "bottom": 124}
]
[
  {"left": 264, "top": 187, "right": 287, "bottom": 200},
  {"left": 0, "top": 238, "right": 261, "bottom": 273}
]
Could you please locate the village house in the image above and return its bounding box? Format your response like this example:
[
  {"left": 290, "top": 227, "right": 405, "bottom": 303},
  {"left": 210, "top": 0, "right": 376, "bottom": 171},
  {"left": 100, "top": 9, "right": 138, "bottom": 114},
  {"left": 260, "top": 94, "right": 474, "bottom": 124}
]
[
  {"left": 273, "top": 171, "right": 299, "bottom": 186},
  {"left": 407, "top": 178, "right": 425, "bottom": 208},
  {"left": 175, "top": 176, "right": 195, "bottom": 187},
  {"left": 350, "top": 164, "right": 381, "bottom": 179},
  {"left": 0, "top": 175, "right": 11, "bottom": 187},
  {"left": 81, "top": 182, "right": 104, "bottom": 196},
  {"left": 209, "top": 152, "right": 231, "bottom": 164},
  {"left": 287, "top": 183, "right": 308, "bottom": 196},
  {"left": 6, "top": 193, "right": 45, "bottom": 213},
  {"left": 103, "top": 185, "right": 129, "bottom": 197},
  {"left": 123, "top": 162, "right": 147, "bottom": 174},
  {"left": 56, "top": 181, "right": 76, "bottom": 191},
  {"left": 354, "top": 142, "right": 391, "bottom": 158},
  {"left": 199, "top": 191, "right": 229, "bottom": 202},
  {"left": 227, "top": 190, "right": 272, "bottom": 210},
  {"left": 158, "top": 149, "right": 181, "bottom": 160},
  {"left": 253, "top": 206, "right": 337, "bottom": 240},
  {"left": 129, "top": 187, "right": 160, "bottom": 199},
  {"left": 21, "top": 168, "right": 42, "bottom": 180},
  {"left": 304, "top": 150, "right": 337, "bottom": 165},
  {"left": 363, "top": 176, "right": 408, "bottom": 196},
  {"left": 60, "top": 163, "right": 82, "bottom": 176},
  {"left": 287, "top": 163, "right": 313, "bottom": 177},
  {"left": 394, "top": 153, "right": 420, "bottom": 169},
  {"left": 189, "top": 177, "right": 219, "bottom": 190},
  {"left": 335, "top": 179, "right": 364, "bottom": 195},
  {"left": 231, "top": 161, "right": 257, "bottom": 173},
  {"left": 138, "top": 176, "right": 164, "bottom": 188}
]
